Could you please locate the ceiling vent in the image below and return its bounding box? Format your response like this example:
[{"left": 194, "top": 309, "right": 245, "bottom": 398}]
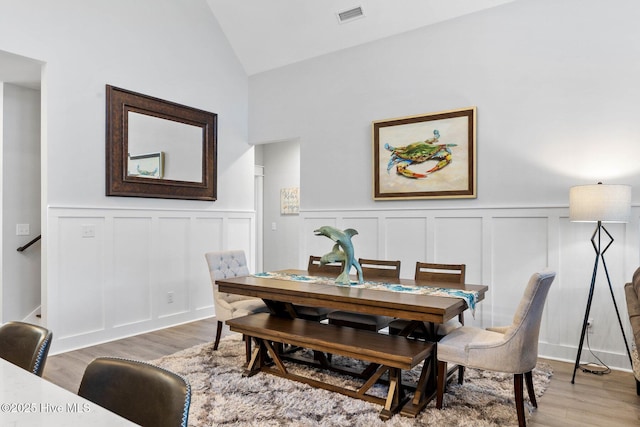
[{"left": 337, "top": 6, "right": 364, "bottom": 24}]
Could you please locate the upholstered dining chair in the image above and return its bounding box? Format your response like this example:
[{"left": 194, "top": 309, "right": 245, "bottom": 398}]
[
  {"left": 205, "top": 250, "right": 268, "bottom": 353},
  {"left": 327, "top": 258, "right": 401, "bottom": 331},
  {"left": 436, "top": 270, "right": 556, "bottom": 427},
  {"left": 0, "top": 321, "right": 52, "bottom": 377},
  {"left": 389, "top": 262, "right": 466, "bottom": 337},
  {"left": 78, "top": 357, "right": 191, "bottom": 427}
]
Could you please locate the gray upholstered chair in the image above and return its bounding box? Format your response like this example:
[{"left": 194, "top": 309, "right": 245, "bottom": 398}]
[
  {"left": 205, "top": 250, "right": 268, "bottom": 352},
  {"left": 78, "top": 357, "right": 190, "bottom": 427},
  {"left": 327, "top": 258, "right": 400, "bottom": 331},
  {"left": 0, "top": 321, "right": 52, "bottom": 377},
  {"left": 436, "top": 270, "right": 556, "bottom": 427},
  {"left": 623, "top": 267, "right": 640, "bottom": 395}
]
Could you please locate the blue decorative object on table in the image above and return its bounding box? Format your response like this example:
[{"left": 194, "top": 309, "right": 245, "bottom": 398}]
[{"left": 313, "top": 226, "right": 363, "bottom": 285}]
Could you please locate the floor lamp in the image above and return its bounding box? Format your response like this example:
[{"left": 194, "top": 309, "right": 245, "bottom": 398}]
[{"left": 569, "top": 182, "right": 633, "bottom": 384}]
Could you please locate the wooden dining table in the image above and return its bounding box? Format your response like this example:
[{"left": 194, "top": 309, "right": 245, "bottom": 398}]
[
  {"left": 218, "top": 269, "right": 486, "bottom": 326},
  {"left": 217, "top": 269, "right": 488, "bottom": 417}
]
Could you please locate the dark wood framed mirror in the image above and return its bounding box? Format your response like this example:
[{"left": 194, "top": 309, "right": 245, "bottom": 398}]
[{"left": 106, "top": 85, "right": 217, "bottom": 201}]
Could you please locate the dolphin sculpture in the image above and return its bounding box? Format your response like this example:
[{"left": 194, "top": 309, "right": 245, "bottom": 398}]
[{"left": 313, "top": 226, "right": 363, "bottom": 285}]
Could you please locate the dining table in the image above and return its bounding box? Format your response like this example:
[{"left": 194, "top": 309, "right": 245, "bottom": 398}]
[
  {"left": 218, "top": 269, "right": 487, "bottom": 328},
  {"left": 0, "top": 358, "right": 137, "bottom": 426},
  {"left": 217, "top": 268, "right": 488, "bottom": 417}
]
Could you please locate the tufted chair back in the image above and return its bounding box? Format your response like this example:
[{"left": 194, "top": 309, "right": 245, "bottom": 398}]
[
  {"left": 207, "top": 250, "right": 251, "bottom": 310},
  {"left": 205, "top": 250, "right": 268, "bottom": 351},
  {"left": 0, "top": 321, "right": 53, "bottom": 377}
]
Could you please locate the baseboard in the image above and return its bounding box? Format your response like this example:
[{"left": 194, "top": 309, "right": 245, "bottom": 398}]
[{"left": 22, "top": 305, "right": 42, "bottom": 325}]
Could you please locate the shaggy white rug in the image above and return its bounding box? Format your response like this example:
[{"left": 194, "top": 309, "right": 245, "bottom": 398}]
[{"left": 151, "top": 335, "right": 553, "bottom": 427}]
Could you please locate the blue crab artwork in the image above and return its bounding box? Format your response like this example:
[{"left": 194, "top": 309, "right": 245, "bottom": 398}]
[{"left": 385, "top": 129, "right": 457, "bottom": 179}]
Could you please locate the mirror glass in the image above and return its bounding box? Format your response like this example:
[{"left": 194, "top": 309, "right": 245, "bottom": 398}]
[
  {"left": 106, "top": 85, "right": 217, "bottom": 201},
  {"left": 127, "top": 112, "right": 203, "bottom": 183}
]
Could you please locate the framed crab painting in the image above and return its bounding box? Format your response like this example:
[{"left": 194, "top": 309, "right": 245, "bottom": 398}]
[{"left": 372, "top": 107, "right": 476, "bottom": 200}]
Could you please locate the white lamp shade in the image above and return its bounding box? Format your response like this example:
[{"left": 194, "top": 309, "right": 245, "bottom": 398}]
[{"left": 569, "top": 184, "right": 631, "bottom": 223}]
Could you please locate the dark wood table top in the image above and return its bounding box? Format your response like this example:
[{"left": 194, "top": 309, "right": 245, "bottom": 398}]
[{"left": 217, "top": 269, "right": 488, "bottom": 324}]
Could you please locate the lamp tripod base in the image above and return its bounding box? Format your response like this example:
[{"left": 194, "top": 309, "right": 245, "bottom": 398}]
[{"left": 571, "top": 223, "right": 633, "bottom": 384}]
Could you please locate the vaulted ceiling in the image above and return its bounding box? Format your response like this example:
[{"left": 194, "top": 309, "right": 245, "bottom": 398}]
[
  {"left": 205, "top": 0, "right": 515, "bottom": 75},
  {"left": 0, "top": 0, "right": 515, "bottom": 88}
]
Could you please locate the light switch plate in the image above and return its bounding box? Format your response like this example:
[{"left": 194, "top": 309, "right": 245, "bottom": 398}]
[{"left": 16, "top": 224, "right": 30, "bottom": 236}]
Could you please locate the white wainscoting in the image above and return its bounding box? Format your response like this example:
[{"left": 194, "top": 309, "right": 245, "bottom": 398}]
[
  {"left": 300, "top": 206, "right": 638, "bottom": 371},
  {"left": 45, "top": 204, "right": 638, "bottom": 370},
  {"left": 46, "top": 206, "right": 255, "bottom": 354}
]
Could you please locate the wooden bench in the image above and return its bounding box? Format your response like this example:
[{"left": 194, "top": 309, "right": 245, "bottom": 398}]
[{"left": 226, "top": 312, "right": 435, "bottom": 420}]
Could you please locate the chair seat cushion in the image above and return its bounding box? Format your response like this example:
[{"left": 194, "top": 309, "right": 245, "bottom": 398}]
[
  {"left": 327, "top": 311, "right": 392, "bottom": 330},
  {"left": 222, "top": 292, "right": 256, "bottom": 304},
  {"left": 437, "top": 326, "right": 507, "bottom": 370},
  {"left": 230, "top": 299, "right": 269, "bottom": 317},
  {"left": 437, "top": 319, "right": 463, "bottom": 335}
]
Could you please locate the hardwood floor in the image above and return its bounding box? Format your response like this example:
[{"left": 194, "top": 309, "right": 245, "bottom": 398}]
[
  {"left": 44, "top": 318, "right": 640, "bottom": 426},
  {"left": 530, "top": 359, "right": 640, "bottom": 426},
  {"left": 43, "top": 317, "right": 218, "bottom": 392}
]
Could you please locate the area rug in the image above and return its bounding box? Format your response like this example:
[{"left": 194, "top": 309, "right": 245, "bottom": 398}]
[{"left": 150, "top": 335, "right": 553, "bottom": 426}]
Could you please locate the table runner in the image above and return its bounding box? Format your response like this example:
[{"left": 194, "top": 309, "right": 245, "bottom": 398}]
[{"left": 253, "top": 271, "right": 477, "bottom": 316}]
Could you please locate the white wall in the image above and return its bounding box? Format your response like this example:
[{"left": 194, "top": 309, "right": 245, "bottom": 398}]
[
  {"left": 250, "top": 0, "right": 640, "bottom": 370},
  {"left": 0, "top": 0, "right": 254, "bottom": 353},
  {"left": 2, "top": 83, "right": 41, "bottom": 322}
]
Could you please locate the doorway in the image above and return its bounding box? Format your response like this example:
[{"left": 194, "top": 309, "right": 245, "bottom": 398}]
[
  {"left": 0, "top": 50, "right": 43, "bottom": 323},
  {"left": 255, "top": 139, "right": 300, "bottom": 272}
]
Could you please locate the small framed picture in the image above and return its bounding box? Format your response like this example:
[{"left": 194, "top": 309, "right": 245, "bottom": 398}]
[
  {"left": 280, "top": 187, "right": 300, "bottom": 215},
  {"left": 127, "top": 152, "right": 164, "bottom": 179},
  {"left": 373, "top": 107, "right": 476, "bottom": 200}
]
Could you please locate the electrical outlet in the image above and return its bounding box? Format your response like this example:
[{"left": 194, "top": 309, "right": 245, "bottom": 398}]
[
  {"left": 167, "top": 292, "right": 174, "bottom": 304},
  {"left": 82, "top": 225, "right": 96, "bottom": 238}
]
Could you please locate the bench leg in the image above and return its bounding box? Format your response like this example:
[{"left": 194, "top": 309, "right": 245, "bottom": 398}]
[
  {"left": 400, "top": 348, "right": 436, "bottom": 417},
  {"left": 243, "top": 334, "right": 252, "bottom": 364},
  {"left": 360, "top": 362, "right": 382, "bottom": 379},
  {"left": 263, "top": 340, "right": 288, "bottom": 374},
  {"left": 244, "top": 345, "right": 262, "bottom": 376},
  {"left": 379, "top": 368, "right": 404, "bottom": 420},
  {"left": 243, "top": 338, "right": 279, "bottom": 377}
]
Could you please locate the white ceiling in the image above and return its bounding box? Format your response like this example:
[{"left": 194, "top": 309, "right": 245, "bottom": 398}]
[
  {"left": 206, "top": 0, "right": 515, "bottom": 75},
  {"left": 0, "top": 0, "right": 515, "bottom": 88}
]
